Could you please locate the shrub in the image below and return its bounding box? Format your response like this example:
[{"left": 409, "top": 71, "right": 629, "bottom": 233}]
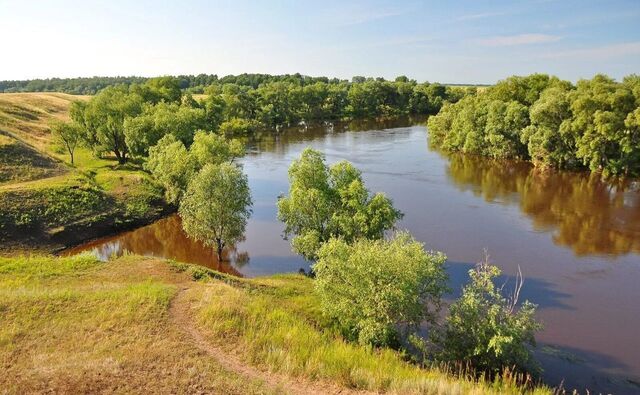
[
  {"left": 314, "top": 232, "right": 448, "bottom": 347},
  {"left": 433, "top": 256, "right": 542, "bottom": 377}
]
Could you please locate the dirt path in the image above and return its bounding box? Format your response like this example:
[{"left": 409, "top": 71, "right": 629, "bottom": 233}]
[{"left": 169, "top": 285, "right": 368, "bottom": 395}]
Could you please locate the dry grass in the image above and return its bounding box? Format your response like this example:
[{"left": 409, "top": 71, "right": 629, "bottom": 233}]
[
  {"left": 0, "top": 254, "right": 274, "bottom": 394},
  {"left": 0, "top": 133, "right": 65, "bottom": 186},
  {"left": 0, "top": 93, "right": 89, "bottom": 152}
]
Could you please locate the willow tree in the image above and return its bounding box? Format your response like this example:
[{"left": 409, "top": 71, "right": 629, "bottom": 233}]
[
  {"left": 179, "top": 163, "right": 252, "bottom": 262},
  {"left": 277, "top": 148, "right": 402, "bottom": 260}
]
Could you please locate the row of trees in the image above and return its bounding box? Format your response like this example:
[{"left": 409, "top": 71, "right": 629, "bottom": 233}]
[
  {"left": 201, "top": 77, "right": 470, "bottom": 130},
  {"left": 52, "top": 75, "right": 471, "bottom": 165},
  {"left": 1, "top": 72, "right": 478, "bottom": 97},
  {"left": 277, "top": 148, "right": 542, "bottom": 377},
  {"left": 427, "top": 73, "right": 640, "bottom": 177}
]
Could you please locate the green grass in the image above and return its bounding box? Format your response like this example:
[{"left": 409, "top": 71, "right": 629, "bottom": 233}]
[
  {"left": 190, "top": 269, "right": 553, "bottom": 394},
  {"left": 0, "top": 254, "right": 553, "bottom": 393}
]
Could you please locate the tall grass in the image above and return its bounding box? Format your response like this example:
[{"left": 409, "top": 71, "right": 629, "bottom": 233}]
[{"left": 194, "top": 273, "right": 552, "bottom": 394}]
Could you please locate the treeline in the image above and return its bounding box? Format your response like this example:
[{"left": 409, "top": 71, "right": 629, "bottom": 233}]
[
  {"left": 0, "top": 72, "right": 474, "bottom": 99},
  {"left": 0, "top": 73, "right": 339, "bottom": 94},
  {"left": 428, "top": 73, "right": 640, "bottom": 177},
  {"left": 55, "top": 75, "right": 470, "bottom": 165}
]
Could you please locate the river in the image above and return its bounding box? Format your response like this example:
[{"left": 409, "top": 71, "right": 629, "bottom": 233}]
[{"left": 64, "top": 119, "right": 640, "bottom": 394}]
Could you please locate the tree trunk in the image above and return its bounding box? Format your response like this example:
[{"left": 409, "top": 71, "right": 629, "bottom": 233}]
[{"left": 216, "top": 239, "right": 224, "bottom": 263}]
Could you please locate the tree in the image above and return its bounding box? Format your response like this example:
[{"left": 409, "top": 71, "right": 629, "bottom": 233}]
[
  {"left": 314, "top": 232, "right": 448, "bottom": 347},
  {"left": 433, "top": 255, "right": 542, "bottom": 376},
  {"left": 277, "top": 148, "right": 402, "bottom": 260},
  {"left": 124, "top": 102, "right": 207, "bottom": 156},
  {"left": 179, "top": 163, "right": 252, "bottom": 262},
  {"left": 189, "top": 130, "right": 245, "bottom": 167},
  {"left": 50, "top": 120, "right": 83, "bottom": 164},
  {"left": 145, "top": 134, "right": 196, "bottom": 204},
  {"left": 81, "top": 85, "right": 143, "bottom": 163}
]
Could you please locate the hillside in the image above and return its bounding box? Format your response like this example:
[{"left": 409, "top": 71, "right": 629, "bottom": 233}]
[
  {"left": 0, "top": 93, "right": 168, "bottom": 253},
  {"left": 0, "top": 92, "right": 88, "bottom": 151},
  {"left": 0, "top": 254, "right": 552, "bottom": 394}
]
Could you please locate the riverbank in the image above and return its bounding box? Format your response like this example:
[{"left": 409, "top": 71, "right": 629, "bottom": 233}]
[
  {"left": 0, "top": 253, "right": 552, "bottom": 394},
  {"left": 0, "top": 92, "right": 172, "bottom": 255}
]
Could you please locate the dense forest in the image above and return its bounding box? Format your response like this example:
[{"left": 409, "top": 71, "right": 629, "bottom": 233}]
[{"left": 428, "top": 74, "right": 640, "bottom": 177}]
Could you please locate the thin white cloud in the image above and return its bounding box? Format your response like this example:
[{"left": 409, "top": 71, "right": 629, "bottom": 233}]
[
  {"left": 476, "top": 34, "right": 561, "bottom": 47},
  {"left": 336, "top": 9, "right": 406, "bottom": 26},
  {"left": 541, "top": 41, "right": 640, "bottom": 59},
  {"left": 456, "top": 11, "right": 506, "bottom": 21}
]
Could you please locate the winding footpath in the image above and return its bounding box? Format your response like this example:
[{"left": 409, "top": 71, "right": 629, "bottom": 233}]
[{"left": 168, "top": 285, "right": 369, "bottom": 395}]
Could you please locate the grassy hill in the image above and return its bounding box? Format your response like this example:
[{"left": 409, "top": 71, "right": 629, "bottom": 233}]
[
  {"left": 0, "top": 93, "right": 169, "bottom": 253},
  {"left": 0, "top": 254, "right": 552, "bottom": 394}
]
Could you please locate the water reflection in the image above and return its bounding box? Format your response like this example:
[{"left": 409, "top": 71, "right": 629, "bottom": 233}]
[
  {"left": 445, "top": 154, "right": 640, "bottom": 257},
  {"left": 62, "top": 215, "right": 248, "bottom": 276},
  {"left": 248, "top": 116, "right": 425, "bottom": 154}
]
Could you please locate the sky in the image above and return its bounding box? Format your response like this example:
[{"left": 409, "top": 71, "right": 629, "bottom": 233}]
[{"left": 1, "top": 0, "right": 639, "bottom": 84}]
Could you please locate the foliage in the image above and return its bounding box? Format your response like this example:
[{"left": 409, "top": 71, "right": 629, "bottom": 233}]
[
  {"left": 144, "top": 131, "right": 244, "bottom": 205},
  {"left": 428, "top": 73, "right": 640, "bottom": 176},
  {"left": 124, "top": 101, "right": 207, "bottom": 156},
  {"left": 196, "top": 270, "right": 551, "bottom": 394},
  {"left": 313, "top": 232, "right": 448, "bottom": 347},
  {"left": 49, "top": 120, "right": 83, "bottom": 164},
  {"left": 179, "top": 163, "right": 252, "bottom": 261},
  {"left": 219, "top": 118, "right": 260, "bottom": 136},
  {"left": 80, "top": 85, "right": 144, "bottom": 163},
  {"left": 277, "top": 148, "right": 402, "bottom": 260},
  {"left": 144, "top": 134, "right": 195, "bottom": 205},
  {"left": 189, "top": 130, "right": 245, "bottom": 167},
  {"left": 432, "top": 259, "right": 542, "bottom": 377}
]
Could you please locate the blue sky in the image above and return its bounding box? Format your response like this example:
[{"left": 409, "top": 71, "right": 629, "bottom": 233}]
[{"left": 1, "top": 0, "right": 639, "bottom": 83}]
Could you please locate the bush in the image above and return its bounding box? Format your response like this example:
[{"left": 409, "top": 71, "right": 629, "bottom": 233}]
[
  {"left": 433, "top": 256, "right": 542, "bottom": 377},
  {"left": 314, "top": 232, "right": 448, "bottom": 347},
  {"left": 219, "top": 118, "right": 260, "bottom": 136}
]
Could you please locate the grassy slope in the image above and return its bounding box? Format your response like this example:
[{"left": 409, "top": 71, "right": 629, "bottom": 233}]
[
  {"left": 0, "top": 254, "right": 271, "bottom": 394},
  {"left": 0, "top": 93, "right": 168, "bottom": 253},
  {"left": 0, "top": 254, "right": 552, "bottom": 394}
]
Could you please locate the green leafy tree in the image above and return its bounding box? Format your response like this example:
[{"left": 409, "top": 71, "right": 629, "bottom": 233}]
[
  {"left": 124, "top": 102, "right": 207, "bottom": 156},
  {"left": 314, "top": 232, "right": 448, "bottom": 346},
  {"left": 277, "top": 148, "right": 402, "bottom": 260},
  {"left": 428, "top": 73, "right": 640, "bottom": 176},
  {"left": 131, "top": 76, "right": 182, "bottom": 104},
  {"left": 189, "top": 130, "right": 245, "bottom": 167},
  {"left": 433, "top": 256, "right": 542, "bottom": 376},
  {"left": 520, "top": 86, "right": 577, "bottom": 168},
  {"left": 569, "top": 75, "right": 639, "bottom": 176},
  {"left": 179, "top": 163, "right": 252, "bottom": 262},
  {"left": 145, "top": 134, "right": 196, "bottom": 204},
  {"left": 219, "top": 118, "right": 260, "bottom": 136},
  {"left": 145, "top": 131, "right": 244, "bottom": 204},
  {"left": 50, "top": 120, "right": 83, "bottom": 164},
  {"left": 81, "top": 85, "right": 143, "bottom": 163}
]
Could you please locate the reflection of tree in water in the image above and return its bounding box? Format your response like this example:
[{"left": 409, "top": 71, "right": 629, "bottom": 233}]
[
  {"left": 247, "top": 116, "right": 424, "bottom": 154},
  {"left": 66, "top": 215, "right": 248, "bottom": 276},
  {"left": 445, "top": 154, "right": 640, "bottom": 256}
]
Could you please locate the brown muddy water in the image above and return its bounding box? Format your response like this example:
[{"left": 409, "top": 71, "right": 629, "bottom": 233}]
[{"left": 64, "top": 119, "right": 640, "bottom": 394}]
